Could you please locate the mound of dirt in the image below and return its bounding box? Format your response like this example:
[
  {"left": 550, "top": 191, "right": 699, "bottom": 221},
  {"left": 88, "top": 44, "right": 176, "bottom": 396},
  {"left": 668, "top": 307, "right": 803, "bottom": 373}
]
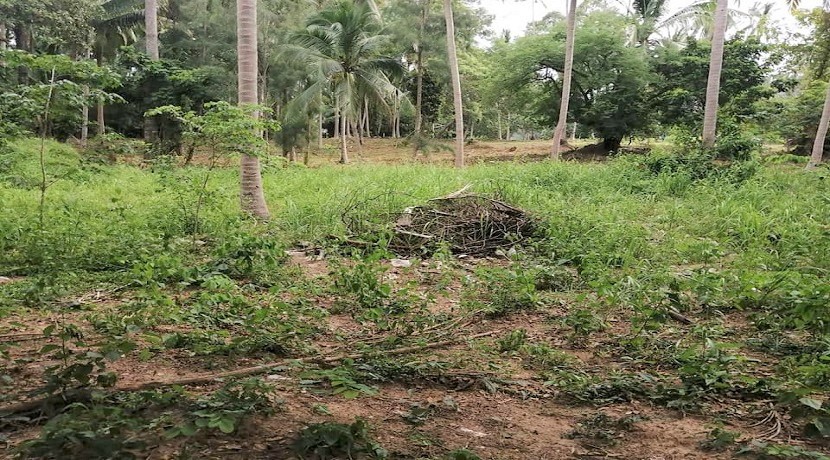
[{"left": 390, "top": 188, "right": 537, "bottom": 256}]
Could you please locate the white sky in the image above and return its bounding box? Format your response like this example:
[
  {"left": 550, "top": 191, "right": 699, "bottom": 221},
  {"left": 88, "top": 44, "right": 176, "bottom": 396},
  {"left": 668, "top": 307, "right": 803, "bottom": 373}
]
[{"left": 477, "top": 0, "right": 825, "bottom": 40}]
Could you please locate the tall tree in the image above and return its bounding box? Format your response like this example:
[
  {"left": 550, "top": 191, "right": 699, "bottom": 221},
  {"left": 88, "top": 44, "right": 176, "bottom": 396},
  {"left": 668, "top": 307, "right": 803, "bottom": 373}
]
[
  {"left": 701, "top": 0, "right": 727, "bottom": 148},
  {"left": 90, "top": 0, "right": 145, "bottom": 135},
  {"left": 290, "top": 0, "right": 400, "bottom": 164},
  {"left": 809, "top": 83, "right": 830, "bottom": 169},
  {"left": 414, "top": 0, "right": 430, "bottom": 141},
  {"left": 144, "top": 0, "right": 159, "bottom": 141},
  {"left": 237, "top": 0, "right": 270, "bottom": 218},
  {"left": 551, "top": 0, "right": 576, "bottom": 159},
  {"left": 145, "top": 0, "right": 159, "bottom": 59},
  {"left": 443, "top": 0, "right": 464, "bottom": 167}
]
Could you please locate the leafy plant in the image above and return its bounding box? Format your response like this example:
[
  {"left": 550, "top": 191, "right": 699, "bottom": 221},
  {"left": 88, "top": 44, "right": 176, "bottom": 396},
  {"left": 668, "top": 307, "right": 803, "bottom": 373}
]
[
  {"left": 301, "top": 366, "right": 378, "bottom": 399},
  {"left": 497, "top": 329, "right": 527, "bottom": 352},
  {"left": 166, "top": 378, "right": 278, "bottom": 438},
  {"left": 293, "top": 418, "right": 388, "bottom": 459}
]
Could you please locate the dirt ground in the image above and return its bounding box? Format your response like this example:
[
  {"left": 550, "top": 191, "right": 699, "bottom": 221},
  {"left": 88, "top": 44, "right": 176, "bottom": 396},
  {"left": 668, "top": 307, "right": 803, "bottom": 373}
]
[{"left": 0, "top": 248, "right": 804, "bottom": 460}]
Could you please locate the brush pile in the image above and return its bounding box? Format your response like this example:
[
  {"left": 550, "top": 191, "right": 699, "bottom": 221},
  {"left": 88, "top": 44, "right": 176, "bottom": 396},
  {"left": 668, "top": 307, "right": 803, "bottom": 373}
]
[{"left": 389, "top": 187, "right": 537, "bottom": 256}]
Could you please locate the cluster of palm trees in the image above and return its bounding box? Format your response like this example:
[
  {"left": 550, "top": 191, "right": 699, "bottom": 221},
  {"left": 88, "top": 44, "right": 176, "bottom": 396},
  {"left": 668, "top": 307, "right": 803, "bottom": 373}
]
[
  {"left": 93, "top": 0, "right": 830, "bottom": 220},
  {"left": 553, "top": 0, "right": 826, "bottom": 169}
]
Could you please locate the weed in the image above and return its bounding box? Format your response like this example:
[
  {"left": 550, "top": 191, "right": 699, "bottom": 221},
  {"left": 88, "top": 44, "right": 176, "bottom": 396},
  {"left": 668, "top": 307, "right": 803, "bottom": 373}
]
[
  {"left": 562, "top": 307, "right": 607, "bottom": 336},
  {"left": 445, "top": 449, "right": 482, "bottom": 460},
  {"left": 293, "top": 417, "right": 388, "bottom": 459},
  {"left": 166, "top": 378, "right": 278, "bottom": 437},
  {"left": 463, "top": 265, "right": 539, "bottom": 317},
  {"left": 497, "top": 329, "right": 527, "bottom": 353},
  {"left": 300, "top": 366, "right": 379, "bottom": 399},
  {"left": 565, "top": 412, "right": 644, "bottom": 447},
  {"left": 700, "top": 426, "right": 740, "bottom": 451}
]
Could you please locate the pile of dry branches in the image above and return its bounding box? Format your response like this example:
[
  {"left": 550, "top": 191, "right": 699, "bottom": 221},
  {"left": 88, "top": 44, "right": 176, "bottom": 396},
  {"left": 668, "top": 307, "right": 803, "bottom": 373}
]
[{"left": 389, "top": 186, "right": 537, "bottom": 256}]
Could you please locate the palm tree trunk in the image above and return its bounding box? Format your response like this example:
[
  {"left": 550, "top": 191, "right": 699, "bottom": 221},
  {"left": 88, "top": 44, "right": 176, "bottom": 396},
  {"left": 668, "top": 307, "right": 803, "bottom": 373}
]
[
  {"left": 81, "top": 86, "right": 89, "bottom": 146},
  {"left": 80, "top": 50, "right": 90, "bottom": 146},
  {"left": 340, "top": 103, "right": 349, "bottom": 164},
  {"left": 497, "top": 106, "right": 502, "bottom": 140},
  {"left": 237, "top": 0, "right": 270, "bottom": 219},
  {"left": 443, "top": 0, "right": 464, "bottom": 168},
  {"left": 363, "top": 97, "right": 370, "bottom": 138},
  {"left": 414, "top": 0, "right": 429, "bottom": 139},
  {"left": 334, "top": 105, "right": 340, "bottom": 138},
  {"left": 701, "top": 0, "right": 728, "bottom": 149},
  {"left": 145, "top": 0, "right": 159, "bottom": 59},
  {"left": 552, "top": 0, "right": 577, "bottom": 159},
  {"left": 144, "top": 0, "right": 160, "bottom": 143},
  {"left": 808, "top": 82, "right": 830, "bottom": 169},
  {"left": 318, "top": 112, "right": 324, "bottom": 148}
]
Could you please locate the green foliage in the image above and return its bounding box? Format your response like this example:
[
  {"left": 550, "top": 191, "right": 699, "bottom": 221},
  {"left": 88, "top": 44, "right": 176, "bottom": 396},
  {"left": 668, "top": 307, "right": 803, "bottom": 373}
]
[
  {"left": 650, "top": 38, "right": 777, "bottom": 130},
  {"left": 293, "top": 418, "right": 388, "bottom": 459},
  {"left": 0, "top": 50, "right": 121, "bottom": 139},
  {"left": 146, "top": 101, "right": 279, "bottom": 159},
  {"left": 19, "top": 403, "right": 146, "bottom": 459},
  {"left": 497, "top": 329, "right": 528, "bottom": 352},
  {"left": 301, "top": 366, "right": 379, "bottom": 399},
  {"left": 565, "top": 412, "right": 644, "bottom": 448},
  {"left": 167, "top": 378, "right": 278, "bottom": 438},
  {"left": 489, "top": 10, "right": 653, "bottom": 147},
  {"left": 700, "top": 426, "right": 740, "bottom": 451},
  {"left": 464, "top": 265, "right": 539, "bottom": 317},
  {"left": 445, "top": 449, "right": 482, "bottom": 460}
]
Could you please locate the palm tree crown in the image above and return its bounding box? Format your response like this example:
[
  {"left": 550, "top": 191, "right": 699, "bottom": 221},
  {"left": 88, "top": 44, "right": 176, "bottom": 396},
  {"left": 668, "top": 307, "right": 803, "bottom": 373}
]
[{"left": 291, "top": 0, "right": 402, "bottom": 163}]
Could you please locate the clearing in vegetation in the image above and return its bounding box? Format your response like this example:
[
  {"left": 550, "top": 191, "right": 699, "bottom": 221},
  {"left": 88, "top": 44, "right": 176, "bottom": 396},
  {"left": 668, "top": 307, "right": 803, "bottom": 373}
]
[{"left": 1, "top": 139, "right": 829, "bottom": 459}]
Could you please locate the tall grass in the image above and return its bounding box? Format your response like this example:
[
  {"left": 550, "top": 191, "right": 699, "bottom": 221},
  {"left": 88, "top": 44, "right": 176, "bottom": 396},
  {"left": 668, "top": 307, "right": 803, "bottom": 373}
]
[{"left": 1, "top": 139, "right": 827, "bottom": 319}]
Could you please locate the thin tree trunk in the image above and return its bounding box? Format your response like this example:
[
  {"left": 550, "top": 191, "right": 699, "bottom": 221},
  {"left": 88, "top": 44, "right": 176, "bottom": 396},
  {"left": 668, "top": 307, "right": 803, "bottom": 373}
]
[
  {"left": 701, "top": 0, "right": 728, "bottom": 149},
  {"left": 497, "top": 107, "right": 502, "bottom": 140},
  {"left": 340, "top": 102, "right": 349, "bottom": 164},
  {"left": 0, "top": 23, "right": 6, "bottom": 51},
  {"left": 506, "top": 113, "right": 511, "bottom": 141},
  {"left": 808, "top": 83, "right": 830, "bottom": 169},
  {"left": 414, "top": 0, "right": 429, "bottom": 140},
  {"left": 363, "top": 97, "right": 370, "bottom": 138},
  {"left": 237, "top": 0, "right": 270, "bottom": 219},
  {"left": 334, "top": 105, "right": 340, "bottom": 138},
  {"left": 552, "top": 0, "right": 577, "bottom": 159},
  {"left": 318, "top": 112, "right": 324, "bottom": 148},
  {"left": 444, "top": 0, "right": 464, "bottom": 168},
  {"left": 353, "top": 118, "right": 363, "bottom": 146},
  {"left": 80, "top": 50, "right": 91, "bottom": 146},
  {"left": 144, "top": 0, "right": 160, "bottom": 143},
  {"left": 95, "top": 54, "right": 105, "bottom": 135}
]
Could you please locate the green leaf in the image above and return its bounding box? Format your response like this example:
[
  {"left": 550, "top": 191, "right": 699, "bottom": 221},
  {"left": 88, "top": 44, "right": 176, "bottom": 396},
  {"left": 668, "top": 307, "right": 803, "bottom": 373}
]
[
  {"left": 801, "top": 397, "right": 823, "bottom": 410},
  {"left": 217, "top": 418, "right": 236, "bottom": 434}
]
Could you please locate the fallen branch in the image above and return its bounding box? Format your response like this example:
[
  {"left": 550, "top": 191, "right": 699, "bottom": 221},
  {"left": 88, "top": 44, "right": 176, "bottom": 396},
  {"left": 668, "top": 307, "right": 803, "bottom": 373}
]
[
  {"left": 0, "top": 330, "right": 498, "bottom": 417},
  {"left": 0, "top": 333, "right": 45, "bottom": 343},
  {"left": 667, "top": 308, "right": 693, "bottom": 325}
]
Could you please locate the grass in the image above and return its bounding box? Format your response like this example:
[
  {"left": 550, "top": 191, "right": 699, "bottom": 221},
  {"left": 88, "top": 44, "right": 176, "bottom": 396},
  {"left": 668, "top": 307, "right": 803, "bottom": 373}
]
[{"left": 1, "top": 138, "right": 830, "bottom": 458}]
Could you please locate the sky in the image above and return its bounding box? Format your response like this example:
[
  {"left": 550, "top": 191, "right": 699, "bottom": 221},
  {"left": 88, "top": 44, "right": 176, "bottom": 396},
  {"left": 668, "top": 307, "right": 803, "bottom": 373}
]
[{"left": 477, "top": 0, "right": 826, "bottom": 41}]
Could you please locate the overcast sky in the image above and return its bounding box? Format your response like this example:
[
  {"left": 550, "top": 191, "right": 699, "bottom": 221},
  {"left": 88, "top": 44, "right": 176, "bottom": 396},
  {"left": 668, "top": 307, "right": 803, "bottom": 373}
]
[{"left": 477, "top": 0, "right": 826, "bottom": 40}]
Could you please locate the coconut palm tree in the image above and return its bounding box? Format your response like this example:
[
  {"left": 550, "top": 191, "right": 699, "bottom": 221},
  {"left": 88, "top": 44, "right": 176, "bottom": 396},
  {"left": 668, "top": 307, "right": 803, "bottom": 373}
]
[
  {"left": 551, "top": 0, "right": 577, "bottom": 160},
  {"left": 662, "top": 0, "right": 746, "bottom": 41},
  {"left": 145, "top": 0, "right": 159, "bottom": 59},
  {"left": 808, "top": 83, "right": 830, "bottom": 169},
  {"left": 91, "top": 0, "right": 145, "bottom": 135},
  {"left": 144, "top": 0, "right": 159, "bottom": 142},
  {"left": 444, "top": 0, "right": 464, "bottom": 167},
  {"left": 629, "top": 0, "right": 669, "bottom": 46},
  {"left": 701, "top": 0, "right": 727, "bottom": 148},
  {"left": 237, "top": 0, "right": 270, "bottom": 218},
  {"left": 290, "top": 0, "right": 401, "bottom": 164}
]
